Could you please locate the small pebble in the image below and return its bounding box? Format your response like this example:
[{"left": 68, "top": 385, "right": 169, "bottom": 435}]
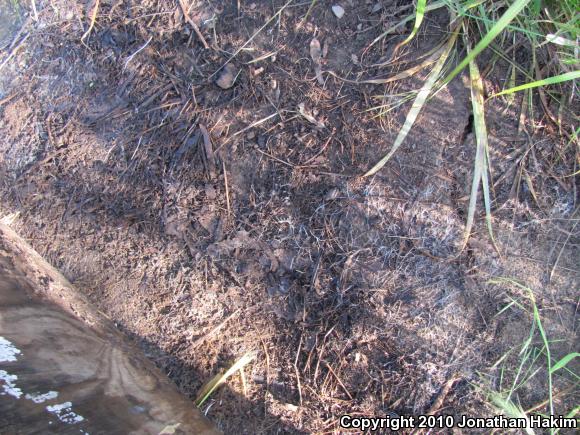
[
  {"left": 332, "top": 5, "right": 345, "bottom": 19},
  {"left": 215, "top": 64, "right": 238, "bottom": 89}
]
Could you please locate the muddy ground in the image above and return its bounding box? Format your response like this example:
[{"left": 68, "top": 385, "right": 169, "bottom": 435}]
[{"left": 0, "top": 1, "right": 578, "bottom": 433}]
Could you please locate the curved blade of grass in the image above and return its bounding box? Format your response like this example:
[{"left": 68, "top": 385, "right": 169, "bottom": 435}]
[
  {"left": 442, "top": 0, "right": 532, "bottom": 86},
  {"left": 395, "top": 0, "right": 427, "bottom": 50},
  {"left": 550, "top": 352, "right": 579, "bottom": 374},
  {"left": 81, "top": 0, "right": 100, "bottom": 45},
  {"left": 365, "top": 0, "right": 487, "bottom": 53},
  {"left": 363, "top": 25, "right": 460, "bottom": 177},
  {"left": 545, "top": 33, "right": 579, "bottom": 47},
  {"left": 530, "top": 291, "right": 554, "bottom": 419},
  {"left": 491, "top": 71, "right": 580, "bottom": 97},
  {"left": 302, "top": 0, "right": 318, "bottom": 23},
  {"left": 195, "top": 352, "right": 255, "bottom": 407},
  {"left": 491, "top": 278, "right": 555, "bottom": 420},
  {"left": 461, "top": 33, "right": 499, "bottom": 252},
  {"left": 329, "top": 41, "right": 445, "bottom": 85},
  {"left": 365, "top": 0, "right": 447, "bottom": 51},
  {"left": 372, "top": 37, "right": 445, "bottom": 67}
]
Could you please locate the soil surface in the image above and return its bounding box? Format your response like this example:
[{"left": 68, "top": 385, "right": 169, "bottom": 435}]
[{"left": 0, "top": 1, "right": 578, "bottom": 433}]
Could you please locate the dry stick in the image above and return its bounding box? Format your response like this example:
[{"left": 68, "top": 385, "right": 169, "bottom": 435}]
[
  {"left": 259, "top": 335, "right": 270, "bottom": 416},
  {"left": 191, "top": 309, "right": 240, "bottom": 349},
  {"left": 7, "top": 16, "right": 31, "bottom": 51},
  {"left": 222, "top": 160, "right": 231, "bottom": 217},
  {"left": 210, "top": 0, "right": 295, "bottom": 79},
  {"left": 0, "top": 93, "right": 18, "bottom": 106},
  {"left": 123, "top": 36, "right": 153, "bottom": 72},
  {"left": 524, "top": 383, "right": 577, "bottom": 414},
  {"left": 313, "top": 324, "right": 336, "bottom": 384},
  {"left": 199, "top": 124, "right": 216, "bottom": 178},
  {"left": 81, "top": 0, "right": 100, "bottom": 44},
  {"left": 30, "top": 0, "right": 39, "bottom": 22},
  {"left": 178, "top": 0, "right": 209, "bottom": 49},
  {"left": 425, "top": 375, "right": 460, "bottom": 415},
  {"left": 301, "top": 133, "right": 333, "bottom": 165},
  {"left": 214, "top": 112, "right": 279, "bottom": 154},
  {"left": 323, "top": 361, "right": 353, "bottom": 400},
  {"left": 255, "top": 147, "right": 295, "bottom": 168},
  {"left": 239, "top": 366, "right": 248, "bottom": 398},
  {"left": 0, "top": 34, "right": 30, "bottom": 72},
  {"left": 294, "top": 333, "right": 303, "bottom": 407}
]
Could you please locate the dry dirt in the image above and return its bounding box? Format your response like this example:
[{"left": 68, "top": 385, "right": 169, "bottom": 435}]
[{"left": 0, "top": 1, "right": 578, "bottom": 434}]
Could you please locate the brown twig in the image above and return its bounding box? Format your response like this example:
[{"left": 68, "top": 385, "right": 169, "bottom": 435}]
[
  {"left": 81, "top": 0, "right": 100, "bottom": 45},
  {"left": 178, "top": 0, "right": 209, "bottom": 49},
  {"left": 0, "top": 34, "right": 30, "bottom": 71},
  {"left": 323, "top": 361, "right": 353, "bottom": 400},
  {"left": 191, "top": 309, "right": 240, "bottom": 349},
  {"left": 294, "top": 333, "right": 303, "bottom": 406},
  {"left": 0, "top": 93, "right": 18, "bottom": 106},
  {"left": 222, "top": 160, "right": 231, "bottom": 217},
  {"left": 426, "top": 375, "right": 460, "bottom": 415}
]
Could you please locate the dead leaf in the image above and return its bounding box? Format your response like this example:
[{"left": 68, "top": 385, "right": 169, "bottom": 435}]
[
  {"left": 298, "top": 103, "right": 325, "bottom": 129},
  {"left": 309, "top": 38, "right": 322, "bottom": 63},
  {"left": 310, "top": 38, "right": 324, "bottom": 85},
  {"left": 159, "top": 423, "right": 181, "bottom": 434}
]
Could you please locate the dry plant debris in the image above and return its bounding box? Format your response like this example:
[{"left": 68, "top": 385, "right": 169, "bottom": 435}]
[{"left": 0, "top": 0, "right": 577, "bottom": 433}]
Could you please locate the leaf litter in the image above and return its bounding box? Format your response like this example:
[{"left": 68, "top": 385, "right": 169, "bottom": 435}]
[{"left": 0, "top": 0, "right": 577, "bottom": 433}]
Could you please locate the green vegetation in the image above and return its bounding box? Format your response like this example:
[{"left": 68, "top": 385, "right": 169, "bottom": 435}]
[
  {"left": 364, "top": 0, "right": 579, "bottom": 251},
  {"left": 195, "top": 352, "right": 255, "bottom": 408},
  {"left": 481, "top": 278, "right": 579, "bottom": 434}
]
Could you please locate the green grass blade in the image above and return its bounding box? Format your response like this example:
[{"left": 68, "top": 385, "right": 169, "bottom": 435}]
[
  {"left": 442, "top": 0, "right": 532, "bottom": 86},
  {"left": 530, "top": 293, "right": 554, "bottom": 419},
  {"left": 363, "top": 26, "right": 460, "bottom": 177},
  {"left": 550, "top": 352, "right": 579, "bottom": 374},
  {"left": 491, "top": 71, "right": 580, "bottom": 97},
  {"left": 495, "top": 298, "right": 520, "bottom": 317},
  {"left": 397, "top": 0, "right": 427, "bottom": 48},
  {"left": 495, "top": 278, "right": 555, "bottom": 420},
  {"left": 195, "top": 352, "right": 255, "bottom": 407},
  {"left": 555, "top": 407, "right": 580, "bottom": 435}
]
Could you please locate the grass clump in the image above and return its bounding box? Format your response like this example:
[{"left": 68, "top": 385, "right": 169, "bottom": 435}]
[
  {"left": 478, "top": 278, "right": 579, "bottom": 434},
  {"left": 364, "top": 0, "right": 579, "bottom": 251}
]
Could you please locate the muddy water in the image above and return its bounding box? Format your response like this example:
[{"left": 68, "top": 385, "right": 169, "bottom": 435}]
[{"left": 0, "top": 0, "right": 23, "bottom": 48}]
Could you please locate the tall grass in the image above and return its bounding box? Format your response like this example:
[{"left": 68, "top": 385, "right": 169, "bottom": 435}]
[
  {"left": 364, "top": 0, "right": 579, "bottom": 251},
  {"left": 482, "top": 278, "right": 579, "bottom": 434}
]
